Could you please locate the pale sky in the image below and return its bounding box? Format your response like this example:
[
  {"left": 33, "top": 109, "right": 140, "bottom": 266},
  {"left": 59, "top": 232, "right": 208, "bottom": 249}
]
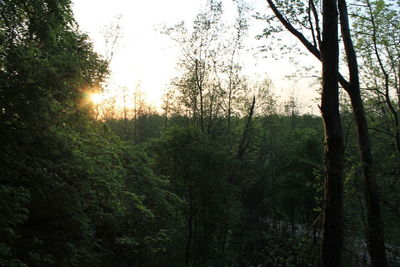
[{"left": 72, "top": 0, "right": 320, "bottom": 113}]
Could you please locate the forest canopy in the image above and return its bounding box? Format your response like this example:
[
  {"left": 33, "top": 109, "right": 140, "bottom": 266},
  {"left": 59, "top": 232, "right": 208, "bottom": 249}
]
[{"left": 0, "top": 0, "right": 399, "bottom": 266}]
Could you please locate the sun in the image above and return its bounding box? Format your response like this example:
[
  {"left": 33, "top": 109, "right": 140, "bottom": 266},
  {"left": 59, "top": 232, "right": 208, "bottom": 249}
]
[{"left": 90, "top": 92, "right": 103, "bottom": 104}]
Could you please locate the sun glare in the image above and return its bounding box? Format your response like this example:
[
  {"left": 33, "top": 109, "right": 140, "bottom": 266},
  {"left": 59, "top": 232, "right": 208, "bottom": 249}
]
[{"left": 90, "top": 93, "right": 103, "bottom": 104}]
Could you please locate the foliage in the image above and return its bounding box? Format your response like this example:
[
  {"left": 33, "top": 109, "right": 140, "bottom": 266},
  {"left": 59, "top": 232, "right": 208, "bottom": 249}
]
[
  {"left": 1, "top": 0, "right": 399, "bottom": 266},
  {"left": 0, "top": 1, "right": 178, "bottom": 266}
]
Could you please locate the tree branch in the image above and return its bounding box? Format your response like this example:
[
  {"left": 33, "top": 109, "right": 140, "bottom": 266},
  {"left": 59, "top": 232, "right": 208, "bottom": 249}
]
[{"left": 265, "top": 0, "right": 321, "bottom": 59}]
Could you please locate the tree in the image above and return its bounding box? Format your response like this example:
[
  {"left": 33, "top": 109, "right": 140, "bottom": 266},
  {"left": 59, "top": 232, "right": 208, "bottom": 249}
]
[
  {"left": 1, "top": 0, "right": 106, "bottom": 264},
  {"left": 163, "top": 0, "right": 252, "bottom": 138},
  {"left": 162, "top": 0, "right": 223, "bottom": 133},
  {"left": 0, "top": 1, "right": 179, "bottom": 266},
  {"left": 151, "top": 126, "right": 233, "bottom": 266},
  {"left": 351, "top": 0, "right": 400, "bottom": 258},
  {"left": 352, "top": 0, "right": 400, "bottom": 173},
  {"left": 262, "top": 0, "right": 388, "bottom": 265},
  {"left": 338, "top": 1, "right": 387, "bottom": 265},
  {"left": 319, "top": 1, "right": 345, "bottom": 265}
]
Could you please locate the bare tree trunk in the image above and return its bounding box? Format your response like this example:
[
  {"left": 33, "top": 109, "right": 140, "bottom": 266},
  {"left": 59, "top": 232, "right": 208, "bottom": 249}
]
[
  {"left": 229, "top": 96, "right": 255, "bottom": 183},
  {"left": 348, "top": 88, "right": 389, "bottom": 266},
  {"left": 194, "top": 59, "right": 205, "bottom": 133},
  {"left": 349, "top": 89, "right": 387, "bottom": 267},
  {"left": 320, "top": 1, "right": 344, "bottom": 266},
  {"left": 264, "top": 1, "right": 387, "bottom": 265},
  {"left": 185, "top": 213, "right": 193, "bottom": 267},
  {"left": 338, "top": 1, "right": 387, "bottom": 266},
  {"left": 122, "top": 86, "right": 128, "bottom": 140}
]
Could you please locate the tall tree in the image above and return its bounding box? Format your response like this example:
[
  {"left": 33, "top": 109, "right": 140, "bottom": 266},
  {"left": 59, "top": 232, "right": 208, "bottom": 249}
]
[
  {"left": 163, "top": 0, "right": 252, "bottom": 138},
  {"left": 353, "top": 0, "right": 400, "bottom": 161},
  {"left": 263, "top": 0, "right": 387, "bottom": 265},
  {"left": 338, "top": 0, "right": 387, "bottom": 265},
  {"left": 319, "top": 1, "right": 344, "bottom": 265}
]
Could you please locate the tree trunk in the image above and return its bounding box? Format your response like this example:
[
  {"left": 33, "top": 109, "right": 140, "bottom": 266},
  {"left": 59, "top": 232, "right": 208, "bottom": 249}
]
[
  {"left": 338, "top": 1, "right": 387, "bottom": 265},
  {"left": 194, "top": 59, "right": 205, "bottom": 133},
  {"left": 185, "top": 214, "right": 193, "bottom": 267},
  {"left": 348, "top": 89, "right": 388, "bottom": 267},
  {"left": 320, "top": 1, "right": 344, "bottom": 266},
  {"left": 264, "top": 1, "right": 387, "bottom": 265}
]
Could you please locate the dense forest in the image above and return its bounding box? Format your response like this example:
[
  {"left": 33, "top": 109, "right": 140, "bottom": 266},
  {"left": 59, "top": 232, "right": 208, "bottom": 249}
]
[{"left": 0, "top": 0, "right": 399, "bottom": 266}]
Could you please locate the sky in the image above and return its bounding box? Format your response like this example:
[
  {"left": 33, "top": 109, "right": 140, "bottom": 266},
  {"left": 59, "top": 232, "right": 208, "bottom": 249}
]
[{"left": 72, "top": 0, "right": 320, "bottom": 114}]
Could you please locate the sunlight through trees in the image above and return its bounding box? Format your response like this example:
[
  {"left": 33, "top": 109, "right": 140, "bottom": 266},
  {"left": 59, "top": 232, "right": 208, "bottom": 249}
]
[{"left": 1, "top": 0, "right": 399, "bottom": 266}]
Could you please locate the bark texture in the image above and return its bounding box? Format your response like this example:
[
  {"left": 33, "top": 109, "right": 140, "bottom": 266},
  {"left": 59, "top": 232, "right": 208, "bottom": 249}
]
[{"left": 320, "top": 1, "right": 344, "bottom": 266}]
